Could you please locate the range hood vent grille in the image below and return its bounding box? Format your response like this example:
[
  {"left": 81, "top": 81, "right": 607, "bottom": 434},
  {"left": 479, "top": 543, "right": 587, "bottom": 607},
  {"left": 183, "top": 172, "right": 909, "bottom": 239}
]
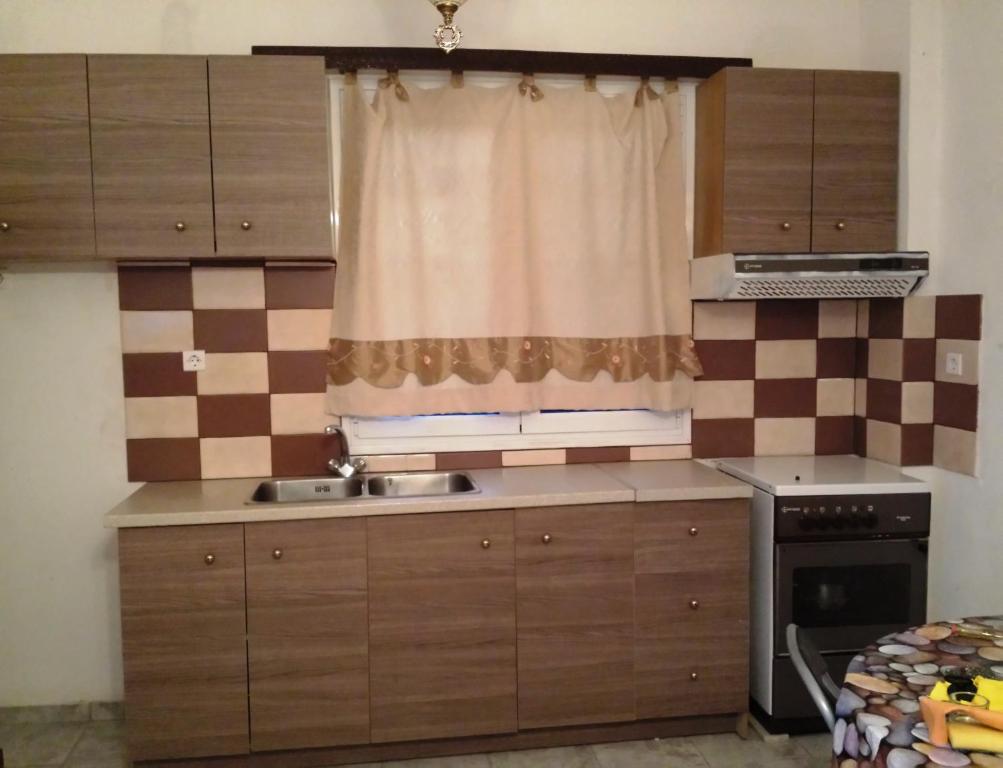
[{"left": 731, "top": 276, "right": 919, "bottom": 299}]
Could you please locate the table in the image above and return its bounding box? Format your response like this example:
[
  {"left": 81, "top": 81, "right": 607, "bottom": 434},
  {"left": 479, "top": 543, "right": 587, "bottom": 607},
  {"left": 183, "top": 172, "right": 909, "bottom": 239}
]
[{"left": 830, "top": 616, "right": 1003, "bottom": 768}]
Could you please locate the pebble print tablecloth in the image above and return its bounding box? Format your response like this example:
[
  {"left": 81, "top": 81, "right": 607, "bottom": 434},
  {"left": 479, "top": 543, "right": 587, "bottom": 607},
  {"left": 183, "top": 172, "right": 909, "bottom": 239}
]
[{"left": 830, "top": 616, "right": 1003, "bottom": 768}]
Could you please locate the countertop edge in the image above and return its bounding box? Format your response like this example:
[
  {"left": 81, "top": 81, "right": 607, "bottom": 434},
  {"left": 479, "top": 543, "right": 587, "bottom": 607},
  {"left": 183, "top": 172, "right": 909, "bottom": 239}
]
[{"left": 634, "top": 486, "right": 754, "bottom": 502}]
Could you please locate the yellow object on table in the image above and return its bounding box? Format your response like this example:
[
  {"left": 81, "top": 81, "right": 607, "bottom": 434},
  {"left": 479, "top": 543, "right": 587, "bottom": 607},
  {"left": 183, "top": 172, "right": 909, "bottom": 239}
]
[
  {"left": 929, "top": 677, "right": 1003, "bottom": 712},
  {"left": 948, "top": 721, "right": 1003, "bottom": 753},
  {"left": 920, "top": 697, "right": 1003, "bottom": 746}
]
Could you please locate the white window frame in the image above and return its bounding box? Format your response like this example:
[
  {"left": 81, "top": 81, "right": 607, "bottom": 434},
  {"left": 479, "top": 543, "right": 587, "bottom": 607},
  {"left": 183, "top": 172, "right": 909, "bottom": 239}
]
[{"left": 328, "top": 72, "right": 698, "bottom": 456}]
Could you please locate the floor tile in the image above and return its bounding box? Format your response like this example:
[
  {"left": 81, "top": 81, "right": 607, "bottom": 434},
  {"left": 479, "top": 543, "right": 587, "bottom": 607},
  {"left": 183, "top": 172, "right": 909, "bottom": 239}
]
[
  {"left": 64, "top": 721, "right": 127, "bottom": 768},
  {"left": 689, "top": 733, "right": 815, "bottom": 768},
  {"left": 382, "top": 755, "right": 491, "bottom": 768},
  {"left": 0, "top": 704, "right": 89, "bottom": 726},
  {"left": 488, "top": 745, "right": 600, "bottom": 768},
  {"left": 593, "top": 739, "right": 692, "bottom": 768},
  {"left": 791, "top": 732, "right": 833, "bottom": 762},
  {"left": 0, "top": 721, "right": 85, "bottom": 767},
  {"left": 654, "top": 737, "right": 712, "bottom": 768}
]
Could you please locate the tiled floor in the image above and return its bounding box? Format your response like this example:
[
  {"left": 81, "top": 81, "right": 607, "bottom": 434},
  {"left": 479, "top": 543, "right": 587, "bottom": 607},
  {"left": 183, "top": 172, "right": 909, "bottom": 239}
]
[{"left": 0, "top": 721, "right": 833, "bottom": 768}]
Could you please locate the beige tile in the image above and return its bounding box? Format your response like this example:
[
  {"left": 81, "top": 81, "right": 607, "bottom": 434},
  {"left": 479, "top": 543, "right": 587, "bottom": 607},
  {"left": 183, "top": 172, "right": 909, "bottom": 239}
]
[
  {"left": 689, "top": 732, "right": 810, "bottom": 768},
  {"left": 855, "top": 377, "right": 868, "bottom": 417},
  {"left": 404, "top": 453, "right": 437, "bottom": 471},
  {"left": 0, "top": 703, "right": 90, "bottom": 725},
  {"left": 868, "top": 339, "right": 904, "bottom": 381},
  {"left": 856, "top": 299, "right": 870, "bottom": 338},
  {"left": 903, "top": 295, "right": 936, "bottom": 338},
  {"left": 693, "top": 301, "right": 756, "bottom": 340},
  {"left": 693, "top": 379, "right": 755, "bottom": 419},
  {"left": 197, "top": 352, "right": 269, "bottom": 395},
  {"left": 754, "top": 417, "right": 815, "bottom": 456},
  {"left": 592, "top": 740, "right": 680, "bottom": 768},
  {"left": 120, "top": 311, "right": 193, "bottom": 353},
  {"left": 489, "top": 745, "right": 600, "bottom": 768},
  {"left": 866, "top": 419, "right": 902, "bottom": 465},
  {"left": 267, "top": 309, "right": 332, "bottom": 351},
  {"left": 934, "top": 424, "right": 978, "bottom": 476},
  {"left": 755, "top": 340, "right": 816, "bottom": 379},
  {"left": 0, "top": 721, "right": 86, "bottom": 767},
  {"left": 901, "top": 381, "right": 934, "bottom": 424},
  {"left": 269, "top": 393, "right": 329, "bottom": 435},
  {"left": 502, "top": 449, "right": 567, "bottom": 467},
  {"left": 383, "top": 755, "right": 491, "bottom": 768},
  {"left": 818, "top": 300, "right": 858, "bottom": 338},
  {"left": 630, "top": 444, "right": 693, "bottom": 461},
  {"left": 935, "top": 338, "right": 981, "bottom": 385},
  {"left": 360, "top": 453, "right": 437, "bottom": 473},
  {"left": 125, "top": 396, "right": 198, "bottom": 439},
  {"left": 65, "top": 720, "right": 126, "bottom": 767},
  {"left": 816, "top": 378, "right": 854, "bottom": 417},
  {"left": 191, "top": 267, "right": 265, "bottom": 309},
  {"left": 200, "top": 436, "right": 271, "bottom": 479}
]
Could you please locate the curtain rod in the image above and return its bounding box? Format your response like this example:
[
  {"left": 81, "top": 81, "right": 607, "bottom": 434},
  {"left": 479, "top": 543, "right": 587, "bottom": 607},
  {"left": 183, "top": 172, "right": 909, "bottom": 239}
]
[{"left": 251, "top": 46, "right": 752, "bottom": 80}]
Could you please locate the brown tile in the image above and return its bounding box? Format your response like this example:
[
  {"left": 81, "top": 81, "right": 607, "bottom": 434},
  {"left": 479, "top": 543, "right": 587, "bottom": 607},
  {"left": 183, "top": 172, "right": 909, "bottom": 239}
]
[
  {"left": 268, "top": 350, "right": 329, "bottom": 393},
  {"left": 817, "top": 338, "right": 857, "bottom": 379},
  {"left": 126, "top": 438, "right": 201, "bottom": 482},
  {"left": 754, "top": 379, "right": 817, "bottom": 418},
  {"left": 265, "top": 266, "right": 336, "bottom": 309},
  {"left": 934, "top": 381, "right": 979, "bottom": 432},
  {"left": 691, "top": 418, "right": 755, "bottom": 459},
  {"left": 936, "top": 294, "right": 982, "bottom": 340},
  {"left": 868, "top": 298, "right": 904, "bottom": 338},
  {"left": 565, "top": 446, "right": 630, "bottom": 464},
  {"left": 815, "top": 416, "right": 855, "bottom": 455},
  {"left": 122, "top": 353, "right": 196, "bottom": 398},
  {"left": 855, "top": 338, "right": 869, "bottom": 379},
  {"left": 271, "top": 434, "right": 338, "bottom": 477},
  {"left": 197, "top": 394, "right": 271, "bottom": 438},
  {"left": 193, "top": 310, "right": 269, "bottom": 352},
  {"left": 853, "top": 416, "right": 868, "bottom": 457},
  {"left": 867, "top": 379, "right": 903, "bottom": 424},
  {"left": 755, "top": 299, "right": 819, "bottom": 340},
  {"left": 118, "top": 266, "right": 192, "bottom": 310},
  {"left": 902, "top": 338, "right": 936, "bottom": 382},
  {"left": 900, "top": 423, "right": 934, "bottom": 466},
  {"left": 435, "top": 451, "right": 504, "bottom": 470},
  {"left": 694, "top": 340, "right": 756, "bottom": 381}
]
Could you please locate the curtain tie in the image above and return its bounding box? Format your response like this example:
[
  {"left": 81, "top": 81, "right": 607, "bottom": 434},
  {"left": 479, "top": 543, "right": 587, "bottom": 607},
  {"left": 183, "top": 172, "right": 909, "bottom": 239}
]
[
  {"left": 634, "top": 77, "right": 659, "bottom": 107},
  {"left": 519, "top": 73, "right": 544, "bottom": 102},
  {"left": 378, "top": 71, "right": 410, "bottom": 102},
  {"left": 663, "top": 79, "right": 679, "bottom": 94}
]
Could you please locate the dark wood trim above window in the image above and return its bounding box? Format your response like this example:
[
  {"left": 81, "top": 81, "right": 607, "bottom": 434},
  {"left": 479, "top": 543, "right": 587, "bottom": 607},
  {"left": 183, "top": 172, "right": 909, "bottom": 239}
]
[{"left": 251, "top": 46, "right": 752, "bottom": 80}]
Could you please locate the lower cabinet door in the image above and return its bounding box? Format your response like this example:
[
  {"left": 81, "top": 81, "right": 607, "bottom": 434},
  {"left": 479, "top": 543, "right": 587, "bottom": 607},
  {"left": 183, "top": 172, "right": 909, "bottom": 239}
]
[
  {"left": 119, "top": 525, "right": 248, "bottom": 761},
  {"left": 515, "top": 504, "right": 636, "bottom": 729},
  {"left": 246, "top": 518, "right": 369, "bottom": 751},
  {"left": 368, "top": 510, "right": 517, "bottom": 743}
]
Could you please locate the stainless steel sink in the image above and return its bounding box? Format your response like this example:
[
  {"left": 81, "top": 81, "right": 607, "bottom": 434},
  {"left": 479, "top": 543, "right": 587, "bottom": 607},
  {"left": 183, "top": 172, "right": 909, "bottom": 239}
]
[
  {"left": 367, "top": 471, "right": 479, "bottom": 498},
  {"left": 250, "top": 476, "right": 364, "bottom": 503}
]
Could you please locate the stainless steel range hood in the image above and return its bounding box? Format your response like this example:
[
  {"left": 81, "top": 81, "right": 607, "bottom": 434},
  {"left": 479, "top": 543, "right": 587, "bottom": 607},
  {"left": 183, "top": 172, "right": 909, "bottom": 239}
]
[{"left": 690, "top": 252, "right": 929, "bottom": 300}]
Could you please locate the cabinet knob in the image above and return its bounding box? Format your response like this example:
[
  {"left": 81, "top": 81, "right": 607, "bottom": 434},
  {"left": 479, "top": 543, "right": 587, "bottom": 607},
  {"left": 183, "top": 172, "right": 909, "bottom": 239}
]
[
  {"left": 0, "top": 222, "right": 9, "bottom": 232},
  {"left": 175, "top": 221, "right": 186, "bottom": 232},
  {"left": 541, "top": 533, "right": 552, "bottom": 545},
  {"left": 481, "top": 538, "right": 491, "bottom": 549},
  {"left": 689, "top": 599, "right": 700, "bottom": 610},
  {"left": 204, "top": 553, "right": 216, "bottom": 566},
  {"left": 688, "top": 527, "right": 699, "bottom": 537},
  {"left": 690, "top": 671, "right": 699, "bottom": 681},
  {"left": 835, "top": 219, "right": 847, "bottom": 231},
  {"left": 780, "top": 221, "right": 792, "bottom": 232},
  {"left": 272, "top": 548, "right": 283, "bottom": 560},
  {"left": 241, "top": 220, "right": 252, "bottom": 231}
]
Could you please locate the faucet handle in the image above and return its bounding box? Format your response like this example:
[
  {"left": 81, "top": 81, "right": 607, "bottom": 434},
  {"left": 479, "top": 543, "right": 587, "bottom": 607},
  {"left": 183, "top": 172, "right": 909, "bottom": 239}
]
[
  {"left": 324, "top": 424, "right": 340, "bottom": 435},
  {"left": 352, "top": 457, "right": 368, "bottom": 473}
]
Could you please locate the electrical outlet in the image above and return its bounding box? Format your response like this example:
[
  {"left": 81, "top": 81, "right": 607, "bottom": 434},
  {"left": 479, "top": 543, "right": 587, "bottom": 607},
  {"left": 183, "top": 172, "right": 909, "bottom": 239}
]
[
  {"left": 183, "top": 350, "right": 206, "bottom": 372},
  {"left": 945, "top": 352, "right": 963, "bottom": 377}
]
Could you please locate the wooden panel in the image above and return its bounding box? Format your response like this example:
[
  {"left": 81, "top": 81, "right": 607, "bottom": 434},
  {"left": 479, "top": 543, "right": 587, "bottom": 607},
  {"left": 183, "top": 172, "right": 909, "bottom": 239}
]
[
  {"left": 811, "top": 70, "right": 899, "bottom": 252},
  {"left": 720, "top": 68, "right": 814, "bottom": 254},
  {"left": 246, "top": 518, "right": 369, "bottom": 751},
  {"left": 209, "top": 55, "right": 332, "bottom": 259},
  {"left": 694, "top": 70, "right": 726, "bottom": 257},
  {"left": 119, "top": 525, "right": 248, "bottom": 761},
  {"left": 634, "top": 499, "right": 749, "bottom": 574},
  {"left": 0, "top": 55, "right": 95, "bottom": 260},
  {"left": 515, "top": 504, "right": 635, "bottom": 729},
  {"left": 89, "top": 55, "right": 214, "bottom": 259},
  {"left": 367, "top": 510, "right": 517, "bottom": 743}
]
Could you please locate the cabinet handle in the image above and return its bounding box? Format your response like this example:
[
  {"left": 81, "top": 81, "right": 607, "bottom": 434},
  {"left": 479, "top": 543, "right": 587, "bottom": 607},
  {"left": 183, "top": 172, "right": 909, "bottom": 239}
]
[
  {"left": 272, "top": 548, "right": 283, "bottom": 560},
  {"left": 481, "top": 538, "right": 491, "bottom": 549},
  {"left": 0, "top": 222, "right": 9, "bottom": 232},
  {"left": 204, "top": 553, "right": 216, "bottom": 566},
  {"left": 688, "top": 527, "right": 699, "bottom": 537},
  {"left": 175, "top": 221, "right": 186, "bottom": 232},
  {"left": 541, "top": 533, "right": 552, "bottom": 545},
  {"left": 689, "top": 599, "right": 700, "bottom": 610},
  {"left": 835, "top": 219, "right": 847, "bottom": 231},
  {"left": 690, "top": 671, "right": 699, "bottom": 681},
  {"left": 780, "top": 221, "right": 792, "bottom": 232},
  {"left": 241, "top": 221, "right": 252, "bottom": 231}
]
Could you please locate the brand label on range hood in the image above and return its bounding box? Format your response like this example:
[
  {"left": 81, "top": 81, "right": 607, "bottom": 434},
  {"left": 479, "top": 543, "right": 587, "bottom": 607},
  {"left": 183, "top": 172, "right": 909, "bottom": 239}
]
[{"left": 737, "top": 256, "right": 929, "bottom": 273}]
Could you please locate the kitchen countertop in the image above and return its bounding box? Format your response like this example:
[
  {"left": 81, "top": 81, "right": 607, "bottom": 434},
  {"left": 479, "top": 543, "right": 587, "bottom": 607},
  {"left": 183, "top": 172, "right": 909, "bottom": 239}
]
[{"left": 104, "top": 460, "right": 752, "bottom": 528}]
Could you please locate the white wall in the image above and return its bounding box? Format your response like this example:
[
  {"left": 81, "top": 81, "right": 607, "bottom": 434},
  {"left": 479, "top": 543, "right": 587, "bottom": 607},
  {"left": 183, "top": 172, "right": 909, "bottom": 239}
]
[{"left": 0, "top": 0, "right": 998, "bottom": 706}]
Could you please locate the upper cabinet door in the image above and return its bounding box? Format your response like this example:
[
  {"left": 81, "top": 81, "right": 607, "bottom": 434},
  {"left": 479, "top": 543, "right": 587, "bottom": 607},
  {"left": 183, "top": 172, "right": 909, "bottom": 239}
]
[
  {"left": 0, "top": 55, "right": 95, "bottom": 260},
  {"left": 89, "top": 56, "right": 215, "bottom": 259},
  {"left": 811, "top": 70, "right": 899, "bottom": 252},
  {"left": 209, "top": 56, "right": 332, "bottom": 260}
]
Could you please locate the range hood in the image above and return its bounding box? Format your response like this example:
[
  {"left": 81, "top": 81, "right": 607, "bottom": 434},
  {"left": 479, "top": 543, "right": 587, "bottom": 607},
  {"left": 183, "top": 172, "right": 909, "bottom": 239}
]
[{"left": 690, "top": 252, "right": 929, "bottom": 300}]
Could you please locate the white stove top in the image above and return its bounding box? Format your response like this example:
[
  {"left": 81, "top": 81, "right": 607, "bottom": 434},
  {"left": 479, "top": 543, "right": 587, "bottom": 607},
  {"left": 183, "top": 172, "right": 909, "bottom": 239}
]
[{"left": 713, "top": 454, "right": 929, "bottom": 496}]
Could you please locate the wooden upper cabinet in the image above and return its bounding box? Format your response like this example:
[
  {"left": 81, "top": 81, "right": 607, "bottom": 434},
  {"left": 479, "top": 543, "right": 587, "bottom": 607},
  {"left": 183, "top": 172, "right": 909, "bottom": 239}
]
[
  {"left": 811, "top": 70, "right": 899, "bottom": 252},
  {"left": 89, "top": 56, "right": 215, "bottom": 259},
  {"left": 515, "top": 504, "right": 635, "bottom": 729},
  {"left": 696, "top": 67, "right": 814, "bottom": 256},
  {"left": 0, "top": 55, "right": 95, "bottom": 260},
  {"left": 246, "top": 518, "right": 370, "bottom": 752},
  {"left": 209, "top": 55, "right": 332, "bottom": 259},
  {"left": 118, "top": 525, "right": 248, "bottom": 761},
  {"left": 367, "top": 510, "right": 517, "bottom": 743}
]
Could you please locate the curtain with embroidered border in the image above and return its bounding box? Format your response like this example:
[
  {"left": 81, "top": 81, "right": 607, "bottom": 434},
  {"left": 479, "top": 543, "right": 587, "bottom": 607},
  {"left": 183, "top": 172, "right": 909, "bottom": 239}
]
[{"left": 327, "top": 75, "right": 702, "bottom": 417}]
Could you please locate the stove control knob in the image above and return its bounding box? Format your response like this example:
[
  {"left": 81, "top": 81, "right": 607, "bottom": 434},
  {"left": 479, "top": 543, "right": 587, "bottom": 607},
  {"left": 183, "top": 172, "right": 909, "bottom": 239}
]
[
  {"left": 799, "top": 510, "right": 817, "bottom": 530},
  {"left": 864, "top": 512, "right": 879, "bottom": 528},
  {"left": 831, "top": 515, "right": 847, "bottom": 530},
  {"left": 847, "top": 513, "right": 863, "bottom": 529}
]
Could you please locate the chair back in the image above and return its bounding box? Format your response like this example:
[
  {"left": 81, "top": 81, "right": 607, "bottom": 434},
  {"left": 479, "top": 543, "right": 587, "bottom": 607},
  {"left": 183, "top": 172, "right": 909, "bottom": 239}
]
[{"left": 786, "top": 622, "right": 840, "bottom": 732}]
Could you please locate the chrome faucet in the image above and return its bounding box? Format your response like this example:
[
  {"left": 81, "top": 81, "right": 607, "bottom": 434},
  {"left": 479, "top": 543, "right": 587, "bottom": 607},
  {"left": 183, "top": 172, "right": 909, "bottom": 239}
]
[{"left": 325, "top": 425, "right": 367, "bottom": 478}]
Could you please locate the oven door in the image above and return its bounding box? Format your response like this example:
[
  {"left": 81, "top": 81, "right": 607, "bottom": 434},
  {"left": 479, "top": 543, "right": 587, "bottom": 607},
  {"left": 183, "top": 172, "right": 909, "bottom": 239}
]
[{"left": 774, "top": 539, "right": 927, "bottom": 655}]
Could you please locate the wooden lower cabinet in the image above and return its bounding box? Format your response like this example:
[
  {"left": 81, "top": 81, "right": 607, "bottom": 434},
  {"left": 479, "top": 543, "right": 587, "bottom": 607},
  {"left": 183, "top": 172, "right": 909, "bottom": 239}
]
[
  {"left": 119, "top": 524, "right": 248, "bottom": 761},
  {"left": 515, "top": 504, "right": 636, "bottom": 729},
  {"left": 245, "top": 518, "right": 369, "bottom": 751},
  {"left": 367, "top": 510, "right": 518, "bottom": 743}
]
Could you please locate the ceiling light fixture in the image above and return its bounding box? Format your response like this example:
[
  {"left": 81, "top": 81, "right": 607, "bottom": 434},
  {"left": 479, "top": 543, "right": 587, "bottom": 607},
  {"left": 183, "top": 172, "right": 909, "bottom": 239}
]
[{"left": 427, "top": 0, "right": 468, "bottom": 53}]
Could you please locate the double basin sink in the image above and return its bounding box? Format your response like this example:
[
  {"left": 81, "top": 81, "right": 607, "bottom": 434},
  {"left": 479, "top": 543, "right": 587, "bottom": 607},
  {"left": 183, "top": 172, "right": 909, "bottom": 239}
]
[{"left": 251, "top": 471, "right": 478, "bottom": 504}]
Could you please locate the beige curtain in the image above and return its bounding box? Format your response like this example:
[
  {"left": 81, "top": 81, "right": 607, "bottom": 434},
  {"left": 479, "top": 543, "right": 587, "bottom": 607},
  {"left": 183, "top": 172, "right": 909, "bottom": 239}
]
[{"left": 328, "top": 77, "right": 701, "bottom": 417}]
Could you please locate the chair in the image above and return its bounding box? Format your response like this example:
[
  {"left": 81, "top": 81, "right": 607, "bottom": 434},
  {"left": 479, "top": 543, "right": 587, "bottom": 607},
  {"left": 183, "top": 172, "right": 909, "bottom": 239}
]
[{"left": 786, "top": 622, "right": 842, "bottom": 732}]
